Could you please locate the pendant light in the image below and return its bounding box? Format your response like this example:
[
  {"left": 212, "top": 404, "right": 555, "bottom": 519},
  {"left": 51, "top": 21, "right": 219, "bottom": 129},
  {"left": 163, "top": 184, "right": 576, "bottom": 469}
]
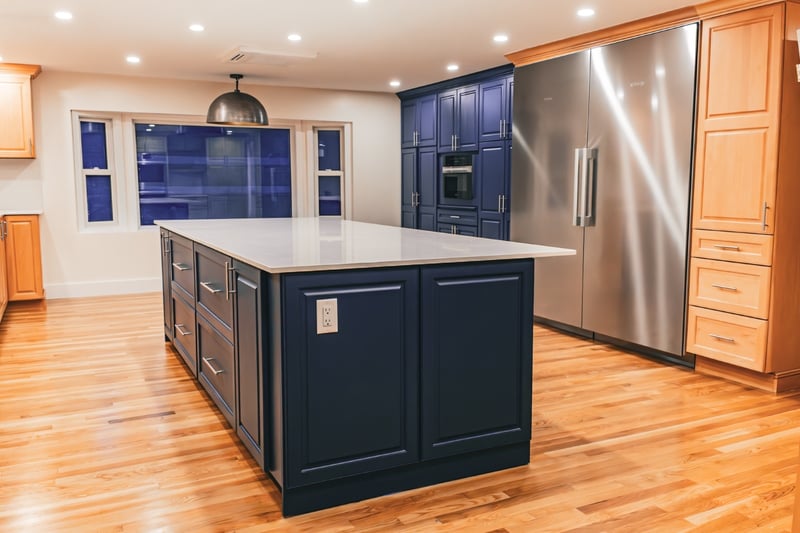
[{"left": 206, "top": 74, "right": 269, "bottom": 126}]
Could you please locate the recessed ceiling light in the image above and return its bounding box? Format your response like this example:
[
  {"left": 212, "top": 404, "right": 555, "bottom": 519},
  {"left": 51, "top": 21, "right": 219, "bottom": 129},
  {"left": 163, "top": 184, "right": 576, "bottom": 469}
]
[
  {"left": 493, "top": 34, "right": 509, "bottom": 43},
  {"left": 389, "top": 80, "right": 401, "bottom": 88},
  {"left": 126, "top": 55, "right": 141, "bottom": 64},
  {"left": 288, "top": 33, "right": 302, "bottom": 42},
  {"left": 54, "top": 11, "right": 73, "bottom": 20},
  {"left": 447, "top": 64, "right": 459, "bottom": 72},
  {"left": 577, "top": 8, "right": 595, "bottom": 17},
  {"left": 0, "top": 56, "right": 4, "bottom": 62},
  {"left": 189, "top": 24, "right": 204, "bottom": 32}
]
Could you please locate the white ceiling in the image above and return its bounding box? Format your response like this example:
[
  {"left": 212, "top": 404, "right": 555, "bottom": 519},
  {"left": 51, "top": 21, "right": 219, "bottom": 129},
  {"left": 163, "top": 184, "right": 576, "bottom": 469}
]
[{"left": 0, "top": 0, "right": 697, "bottom": 93}]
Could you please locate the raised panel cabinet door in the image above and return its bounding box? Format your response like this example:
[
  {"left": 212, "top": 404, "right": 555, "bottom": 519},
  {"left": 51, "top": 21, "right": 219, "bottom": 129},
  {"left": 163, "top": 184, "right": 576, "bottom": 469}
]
[
  {"left": 5, "top": 214, "right": 43, "bottom": 301},
  {"left": 0, "top": 65, "right": 39, "bottom": 158},
  {"left": 282, "top": 267, "right": 419, "bottom": 488},
  {"left": 692, "top": 4, "right": 783, "bottom": 233},
  {"left": 401, "top": 148, "right": 417, "bottom": 228},
  {"left": 159, "top": 229, "right": 173, "bottom": 340},
  {"left": 197, "top": 314, "right": 236, "bottom": 426},
  {"left": 479, "top": 78, "right": 507, "bottom": 143},
  {"left": 195, "top": 243, "right": 234, "bottom": 340},
  {"left": 418, "top": 145, "right": 438, "bottom": 211},
  {"left": 233, "top": 260, "right": 267, "bottom": 468},
  {"left": 456, "top": 85, "right": 479, "bottom": 151},
  {"left": 416, "top": 93, "right": 438, "bottom": 147},
  {"left": 421, "top": 260, "right": 533, "bottom": 460},
  {"left": 438, "top": 89, "right": 457, "bottom": 151},
  {"left": 0, "top": 227, "right": 7, "bottom": 321},
  {"left": 401, "top": 99, "right": 418, "bottom": 148}
]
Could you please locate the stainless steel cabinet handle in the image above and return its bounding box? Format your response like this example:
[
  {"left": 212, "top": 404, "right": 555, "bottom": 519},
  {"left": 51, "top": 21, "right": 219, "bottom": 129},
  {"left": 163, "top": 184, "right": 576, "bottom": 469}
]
[
  {"left": 711, "top": 283, "right": 738, "bottom": 292},
  {"left": 572, "top": 148, "right": 583, "bottom": 227},
  {"left": 172, "top": 262, "right": 190, "bottom": 271},
  {"left": 200, "top": 281, "right": 222, "bottom": 294},
  {"left": 174, "top": 324, "right": 191, "bottom": 336},
  {"left": 415, "top": 191, "right": 420, "bottom": 207},
  {"left": 225, "top": 261, "right": 236, "bottom": 300},
  {"left": 454, "top": 134, "right": 458, "bottom": 150},
  {"left": 500, "top": 119, "right": 505, "bottom": 139},
  {"left": 202, "top": 357, "right": 224, "bottom": 375},
  {"left": 708, "top": 333, "right": 736, "bottom": 343},
  {"left": 762, "top": 202, "right": 768, "bottom": 231},
  {"left": 498, "top": 195, "right": 502, "bottom": 213},
  {"left": 501, "top": 194, "right": 507, "bottom": 213},
  {"left": 450, "top": 215, "right": 461, "bottom": 219},
  {"left": 713, "top": 244, "right": 741, "bottom": 251}
]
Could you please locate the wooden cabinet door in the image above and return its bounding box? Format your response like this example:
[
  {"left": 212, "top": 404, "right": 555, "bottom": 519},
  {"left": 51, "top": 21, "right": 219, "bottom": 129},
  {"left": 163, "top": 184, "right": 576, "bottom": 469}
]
[
  {"left": 692, "top": 4, "right": 784, "bottom": 233},
  {"left": 5, "top": 214, "right": 43, "bottom": 300},
  {"left": 0, "top": 65, "right": 39, "bottom": 158},
  {"left": 0, "top": 224, "right": 7, "bottom": 320},
  {"left": 420, "top": 260, "right": 533, "bottom": 460}
]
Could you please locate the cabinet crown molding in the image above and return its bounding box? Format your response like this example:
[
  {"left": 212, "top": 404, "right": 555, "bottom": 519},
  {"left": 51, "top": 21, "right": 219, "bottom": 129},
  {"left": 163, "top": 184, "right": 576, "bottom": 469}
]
[{"left": 0, "top": 63, "right": 41, "bottom": 78}]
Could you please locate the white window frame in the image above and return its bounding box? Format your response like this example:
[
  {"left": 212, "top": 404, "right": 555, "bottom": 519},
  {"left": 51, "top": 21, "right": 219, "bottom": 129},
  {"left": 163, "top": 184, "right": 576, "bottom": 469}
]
[
  {"left": 71, "top": 111, "right": 127, "bottom": 232},
  {"left": 305, "top": 123, "right": 353, "bottom": 219}
]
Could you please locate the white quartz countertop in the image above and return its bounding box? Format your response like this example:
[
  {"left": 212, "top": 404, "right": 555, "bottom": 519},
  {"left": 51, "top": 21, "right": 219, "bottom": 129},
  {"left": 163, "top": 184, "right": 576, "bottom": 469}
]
[{"left": 156, "top": 217, "right": 575, "bottom": 274}]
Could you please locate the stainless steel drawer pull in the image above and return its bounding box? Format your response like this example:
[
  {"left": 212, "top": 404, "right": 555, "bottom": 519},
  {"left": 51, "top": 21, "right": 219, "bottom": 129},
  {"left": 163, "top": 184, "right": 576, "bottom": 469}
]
[
  {"left": 708, "top": 333, "right": 736, "bottom": 343},
  {"left": 200, "top": 281, "right": 222, "bottom": 294},
  {"left": 450, "top": 215, "right": 461, "bottom": 219},
  {"left": 713, "top": 244, "right": 741, "bottom": 251},
  {"left": 174, "top": 324, "right": 191, "bottom": 336},
  {"left": 172, "top": 262, "right": 190, "bottom": 271},
  {"left": 225, "top": 261, "right": 236, "bottom": 301},
  {"left": 711, "top": 283, "right": 738, "bottom": 292},
  {"left": 202, "top": 357, "right": 225, "bottom": 375}
]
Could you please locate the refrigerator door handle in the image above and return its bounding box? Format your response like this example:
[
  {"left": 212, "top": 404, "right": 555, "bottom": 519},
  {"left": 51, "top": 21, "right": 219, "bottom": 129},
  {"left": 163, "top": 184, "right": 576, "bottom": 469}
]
[
  {"left": 583, "top": 148, "right": 598, "bottom": 226},
  {"left": 573, "top": 148, "right": 584, "bottom": 226}
]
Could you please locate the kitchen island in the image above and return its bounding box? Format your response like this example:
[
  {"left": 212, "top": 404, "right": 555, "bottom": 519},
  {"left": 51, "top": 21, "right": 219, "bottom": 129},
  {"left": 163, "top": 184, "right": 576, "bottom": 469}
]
[{"left": 156, "top": 217, "right": 573, "bottom": 515}]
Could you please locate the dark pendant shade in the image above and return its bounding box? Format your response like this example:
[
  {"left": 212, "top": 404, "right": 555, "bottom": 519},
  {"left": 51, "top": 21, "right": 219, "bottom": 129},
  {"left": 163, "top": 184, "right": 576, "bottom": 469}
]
[{"left": 207, "top": 74, "right": 269, "bottom": 125}]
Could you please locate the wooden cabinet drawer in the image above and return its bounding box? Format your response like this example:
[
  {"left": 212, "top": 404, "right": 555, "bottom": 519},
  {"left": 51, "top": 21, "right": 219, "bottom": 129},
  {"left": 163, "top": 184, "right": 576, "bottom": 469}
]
[
  {"left": 195, "top": 243, "right": 233, "bottom": 340},
  {"left": 169, "top": 234, "right": 194, "bottom": 299},
  {"left": 686, "top": 306, "right": 767, "bottom": 371},
  {"left": 171, "top": 292, "right": 197, "bottom": 376},
  {"left": 691, "top": 230, "right": 773, "bottom": 266},
  {"left": 197, "top": 315, "right": 235, "bottom": 425},
  {"left": 688, "top": 258, "right": 771, "bottom": 319}
]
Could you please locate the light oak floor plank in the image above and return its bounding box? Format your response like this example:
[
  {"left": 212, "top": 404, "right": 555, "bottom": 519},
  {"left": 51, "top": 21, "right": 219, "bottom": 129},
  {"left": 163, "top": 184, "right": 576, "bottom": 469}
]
[{"left": 1, "top": 293, "right": 798, "bottom": 531}]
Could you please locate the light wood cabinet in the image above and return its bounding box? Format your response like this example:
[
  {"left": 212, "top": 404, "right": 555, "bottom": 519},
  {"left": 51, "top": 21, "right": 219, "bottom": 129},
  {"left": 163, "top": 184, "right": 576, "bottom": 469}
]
[
  {"left": 4, "top": 215, "right": 44, "bottom": 301},
  {"left": 688, "top": 2, "right": 800, "bottom": 392},
  {"left": 0, "top": 225, "right": 7, "bottom": 322},
  {"left": 0, "top": 64, "right": 40, "bottom": 158}
]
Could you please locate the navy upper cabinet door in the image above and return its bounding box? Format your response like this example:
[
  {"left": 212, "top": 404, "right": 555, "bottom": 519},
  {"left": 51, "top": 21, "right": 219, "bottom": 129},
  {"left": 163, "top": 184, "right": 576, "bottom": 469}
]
[
  {"left": 456, "top": 85, "right": 479, "bottom": 151},
  {"left": 282, "top": 268, "right": 420, "bottom": 488},
  {"left": 417, "top": 145, "right": 438, "bottom": 231},
  {"left": 438, "top": 90, "right": 457, "bottom": 152},
  {"left": 421, "top": 260, "right": 533, "bottom": 460},
  {"left": 478, "top": 141, "right": 509, "bottom": 240},
  {"left": 479, "top": 79, "right": 507, "bottom": 143},
  {"left": 402, "top": 95, "right": 438, "bottom": 148}
]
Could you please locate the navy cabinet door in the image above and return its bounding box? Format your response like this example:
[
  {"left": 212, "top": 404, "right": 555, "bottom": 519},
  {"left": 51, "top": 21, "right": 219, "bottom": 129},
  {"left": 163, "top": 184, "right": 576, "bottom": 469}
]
[
  {"left": 401, "top": 148, "right": 417, "bottom": 229},
  {"left": 421, "top": 260, "right": 533, "bottom": 460},
  {"left": 456, "top": 85, "right": 479, "bottom": 151},
  {"left": 438, "top": 90, "right": 457, "bottom": 151},
  {"left": 479, "top": 78, "right": 507, "bottom": 143},
  {"left": 233, "top": 260, "right": 267, "bottom": 469},
  {"left": 418, "top": 145, "right": 438, "bottom": 231},
  {"left": 477, "top": 141, "right": 509, "bottom": 240},
  {"left": 282, "top": 268, "right": 419, "bottom": 488},
  {"left": 416, "top": 94, "right": 438, "bottom": 147},
  {"left": 401, "top": 100, "right": 418, "bottom": 148}
]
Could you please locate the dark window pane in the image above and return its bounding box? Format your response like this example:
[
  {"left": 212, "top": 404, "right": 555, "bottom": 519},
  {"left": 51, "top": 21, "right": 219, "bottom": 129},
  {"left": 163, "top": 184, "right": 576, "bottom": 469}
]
[
  {"left": 81, "top": 121, "right": 108, "bottom": 169},
  {"left": 86, "top": 175, "right": 113, "bottom": 222},
  {"left": 134, "top": 124, "right": 292, "bottom": 225},
  {"left": 318, "top": 175, "right": 341, "bottom": 216},
  {"left": 318, "top": 130, "right": 340, "bottom": 171}
]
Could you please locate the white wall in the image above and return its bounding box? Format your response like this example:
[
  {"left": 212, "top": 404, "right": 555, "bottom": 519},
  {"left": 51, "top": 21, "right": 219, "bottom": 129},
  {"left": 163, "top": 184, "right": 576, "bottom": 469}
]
[{"left": 0, "top": 71, "right": 400, "bottom": 299}]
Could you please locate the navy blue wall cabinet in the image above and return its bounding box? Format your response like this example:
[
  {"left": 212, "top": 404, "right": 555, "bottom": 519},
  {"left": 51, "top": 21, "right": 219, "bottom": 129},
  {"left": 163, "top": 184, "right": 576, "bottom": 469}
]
[
  {"left": 438, "top": 85, "right": 479, "bottom": 152},
  {"left": 401, "top": 94, "right": 437, "bottom": 148},
  {"left": 401, "top": 146, "right": 437, "bottom": 230},
  {"left": 281, "top": 267, "right": 420, "bottom": 488},
  {"left": 477, "top": 140, "right": 511, "bottom": 240},
  {"left": 479, "top": 75, "right": 514, "bottom": 143},
  {"left": 421, "top": 260, "right": 533, "bottom": 459}
]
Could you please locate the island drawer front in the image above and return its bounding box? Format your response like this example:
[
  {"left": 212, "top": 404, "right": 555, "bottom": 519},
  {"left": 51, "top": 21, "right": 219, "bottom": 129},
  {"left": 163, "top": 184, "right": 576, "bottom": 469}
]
[
  {"left": 195, "top": 243, "right": 234, "bottom": 341},
  {"left": 171, "top": 292, "right": 197, "bottom": 376},
  {"left": 197, "top": 315, "right": 235, "bottom": 426},
  {"left": 686, "top": 306, "right": 767, "bottom": 372},
  {"left": 170, "top": 234, "right": 195, "bottom": 299},
  {"left": 688, "top": 258, "right": 771, "bottom": 319},
  {"left": 691, "top": 230, "right": 773, "bottom": 266}
]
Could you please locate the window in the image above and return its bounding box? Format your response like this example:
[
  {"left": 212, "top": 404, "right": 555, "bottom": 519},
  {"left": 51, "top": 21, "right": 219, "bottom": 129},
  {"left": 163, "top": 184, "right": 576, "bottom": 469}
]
[
  {"left": 316, "top": 128, "right": 343, "bottom": 216},
  {"left": 76, "top": 119, "right": 116, "bottom": 224},
  {"left": 134, "top": 123, "right": 292, "bottom": 225}
]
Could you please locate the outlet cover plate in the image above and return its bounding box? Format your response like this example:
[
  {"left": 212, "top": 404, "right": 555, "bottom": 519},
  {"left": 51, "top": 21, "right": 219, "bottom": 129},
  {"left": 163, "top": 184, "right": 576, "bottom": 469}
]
[{"left": 316, "top": 298, "right": 338, "bottom": 334}]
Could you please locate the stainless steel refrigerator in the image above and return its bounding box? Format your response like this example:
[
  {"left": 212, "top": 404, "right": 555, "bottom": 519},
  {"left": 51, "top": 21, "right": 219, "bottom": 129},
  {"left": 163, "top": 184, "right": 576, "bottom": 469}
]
[{"left": 510, "top": 24, "right": 698, "bottom": 360}]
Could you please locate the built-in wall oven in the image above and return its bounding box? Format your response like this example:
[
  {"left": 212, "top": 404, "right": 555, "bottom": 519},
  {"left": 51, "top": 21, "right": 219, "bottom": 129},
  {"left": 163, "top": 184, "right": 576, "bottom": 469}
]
[{"left": 440, "top": 153, "right": 474, "bottom": 205}]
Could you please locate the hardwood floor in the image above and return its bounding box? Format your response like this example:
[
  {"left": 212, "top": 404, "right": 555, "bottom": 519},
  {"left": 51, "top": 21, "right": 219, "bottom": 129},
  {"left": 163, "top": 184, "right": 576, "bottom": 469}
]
[{"left": 1, "top": 293, "right": 799, "bottom": 531}]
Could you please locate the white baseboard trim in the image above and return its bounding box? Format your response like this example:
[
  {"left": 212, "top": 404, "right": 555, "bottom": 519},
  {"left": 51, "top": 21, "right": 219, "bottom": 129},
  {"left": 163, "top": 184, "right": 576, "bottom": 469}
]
[{"left": 45, "top": 277, "right": 161, "bottom": 300}]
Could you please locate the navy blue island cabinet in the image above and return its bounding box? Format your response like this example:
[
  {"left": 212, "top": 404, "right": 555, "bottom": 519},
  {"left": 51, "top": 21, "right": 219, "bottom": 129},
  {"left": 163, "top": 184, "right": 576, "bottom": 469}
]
[{"left": 157, "top": 218, "right": 568, "bottom": 516}]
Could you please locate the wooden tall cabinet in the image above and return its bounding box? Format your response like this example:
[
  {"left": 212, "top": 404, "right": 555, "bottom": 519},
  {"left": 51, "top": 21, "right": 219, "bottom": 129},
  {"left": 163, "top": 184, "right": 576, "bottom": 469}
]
[
  {"left": 0, "top": 224, "right": 8, "bottom": 321},
  {"left": 687, "top": 2, "right": 800, "bottom": 391},
  {"left": 4, "top": 215, "right": 44, "bottom": 301},
  {"left": 0, "top": 63, "right": 40, "bottom": 158}
]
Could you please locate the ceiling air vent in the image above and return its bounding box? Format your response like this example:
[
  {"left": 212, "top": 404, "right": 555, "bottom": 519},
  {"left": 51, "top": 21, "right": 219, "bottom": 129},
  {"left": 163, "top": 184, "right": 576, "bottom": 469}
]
[{"left": 223, "top": 47, "right": 317, "bottom": 67}]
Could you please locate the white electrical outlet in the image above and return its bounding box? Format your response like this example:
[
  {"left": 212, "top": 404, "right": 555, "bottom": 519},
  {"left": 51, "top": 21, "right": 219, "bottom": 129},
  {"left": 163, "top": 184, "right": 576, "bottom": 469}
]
[{"left": 316, "top": 298, "right": 338, "bottom": 334}]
